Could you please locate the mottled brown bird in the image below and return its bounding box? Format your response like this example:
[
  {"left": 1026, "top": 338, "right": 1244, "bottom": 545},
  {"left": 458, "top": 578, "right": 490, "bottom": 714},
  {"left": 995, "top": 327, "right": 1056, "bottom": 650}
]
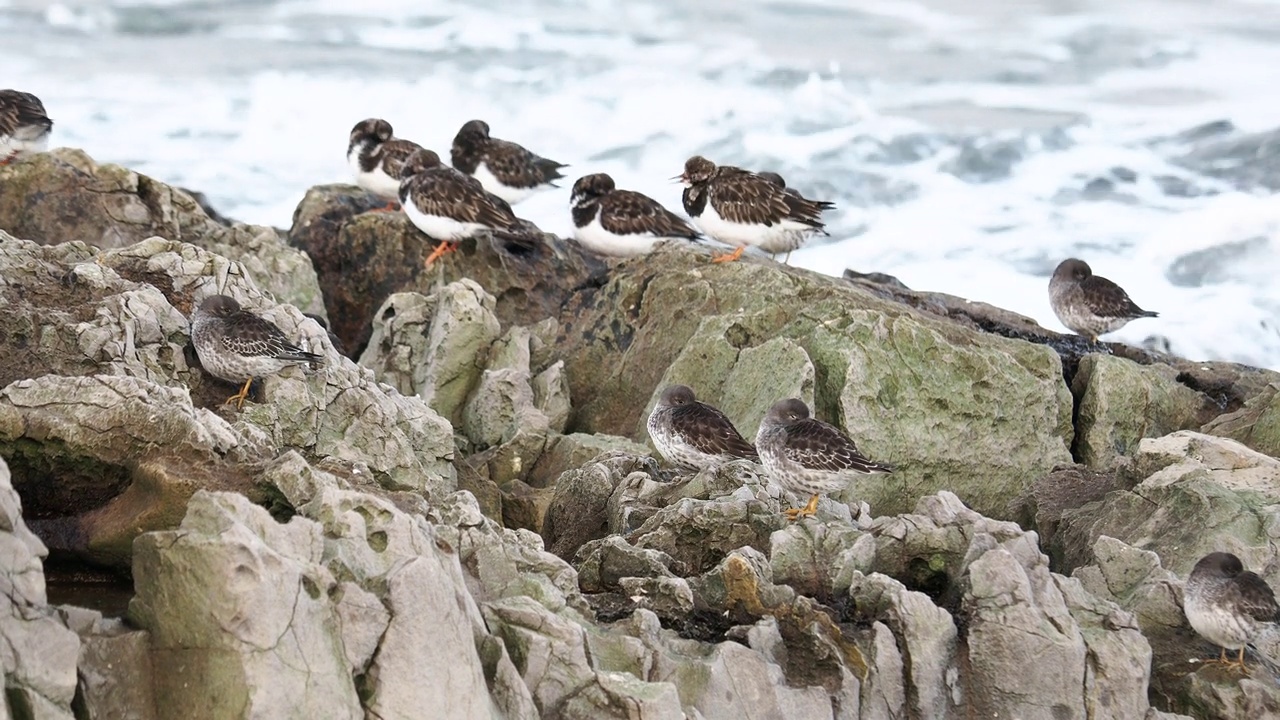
[
  {"left": 0, "top": 90, "right": 53, "bottom": 165},
  {"left": 1049, "top": 258, "right": 1157, "bottom": 342},
  {"left": 647, "top": 385, "right": 758, "bottom": 470},
  {"left": 678, "top": 156, "right": 833, "bottom": 263},
  {"left": 570, "top": 173, "right": 700, "bottom": 257},
  {"left": 450, "top": 119, "right": 567, "bottom": 205}
]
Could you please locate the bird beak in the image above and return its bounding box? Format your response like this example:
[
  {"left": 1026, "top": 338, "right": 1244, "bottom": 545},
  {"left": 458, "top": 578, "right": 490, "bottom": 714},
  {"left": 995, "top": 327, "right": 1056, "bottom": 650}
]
[{"left": 670, "top": 173, "right": 688, "bottom": 185}]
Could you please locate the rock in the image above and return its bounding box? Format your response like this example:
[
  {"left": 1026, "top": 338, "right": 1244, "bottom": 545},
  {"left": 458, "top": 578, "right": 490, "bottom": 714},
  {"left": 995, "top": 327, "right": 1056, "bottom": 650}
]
[
  {"left": 130, "top": 491, "right": 364, "bottom": 720},
  {"left": 0, "top": 374, "right": 266, "bottom": 567},
  {"left": 359, "top": 283, "right": 502, "bottom": 427},
  {"left": 528, "top": 433, "right": 653, "bottom": 489},
  {"left": 76, "top": 627, "right": 157, "bottom": 720},
  {"left": 0, "top": 238, "right": 456, "bottom": 566},
  {"left": 1010, "top": 463, "right": 1126, "bottom": 562},
  {"left": 559, "top": 246, "right": 1074, "bottom": 519},
  {"left": 557, "top": 671, "right": 684, "bottom": 720},
  {"left": 287, "top": 183, "right": 604, "bottom": 357},
  {"left": 499, "top": 478, "right": 554, "bottom": 534},
  {"left": 0, "top": 456, "right": 80, "bottom": 720},
  {"left": 1202, "top": 381, "right": 1280, "bottom": 459},
  {"left": 542, "top": 453, "right": 658, "bottom": 561},
  {"left": 629, "top": 498, "right": 783, "bottom": 575},
  {"left": 0, "top": 149, "right": 322, "bottom": 315},
  {"left": 1056, "top": 431, "right": 1280, "bottom": 579},
  {"left": 574, "top": 536, "right": 680, "bottom": 593},
  {"left": 1072, "top": 354, "right": 1211, "bottom": 467}
]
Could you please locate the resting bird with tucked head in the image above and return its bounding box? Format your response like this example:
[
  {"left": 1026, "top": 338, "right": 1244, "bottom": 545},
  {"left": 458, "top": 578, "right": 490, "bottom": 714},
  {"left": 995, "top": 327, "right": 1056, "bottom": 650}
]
[
  {"left": 191, "top": 295, "right": 323, "bottom": 410},
  {"left": 647, "top": 385, "right": 758, "bottom": 471},
  {"left": 755, "top": 398, "right": 892, "bottom": 520},
  {"left": 1048, "top": 258, "right": 1157, "bottom": 343},
  {"left": 1184, "top": 551, "right": 1280, "bottom": 672}
]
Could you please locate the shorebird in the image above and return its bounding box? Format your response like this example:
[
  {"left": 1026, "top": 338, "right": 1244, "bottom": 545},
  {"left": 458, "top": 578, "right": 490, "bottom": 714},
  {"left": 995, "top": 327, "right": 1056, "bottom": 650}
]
[
  {"left": 677, "top": 156, "right": 833, "bottom": 264},
  {"left": 399, "top": 149, "right": 533, "bottom": 266},
  {"left": 570, "top": 173, "right": 700, "bottom": 257},
  {"left": 0, "top": 90, "right": 52, "bottom": 166},
  {"left": 1049, "top": 258, "right": 1158, "bottom": 342},
  {"left": 647, "top": 384, "right": 758, "bottom": 470},
  {"left": 191, "top": 295, "right": 323, "bottom": 410},
  {"left": 755, "top": 398, "right": 892, "bottom": 520},
  {"left": 346, "top": 117, "right": 428, "bottom": 211},
  {"left": 1184, "top": 551, "right": 1280, "bottom": 672},
  {"left": 450, "top": 119, "right": 567, "bottom": 205}
]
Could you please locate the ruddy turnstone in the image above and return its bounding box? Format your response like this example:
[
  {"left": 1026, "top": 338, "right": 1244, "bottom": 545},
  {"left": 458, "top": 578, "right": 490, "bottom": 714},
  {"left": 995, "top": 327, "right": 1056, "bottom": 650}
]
[
  {"left": 677, "top": 156, "right": 834, "bottom": 263},
  {"left": 399, "top": 149, "right": 531, "bottom": 266},
  {"left": 1049, "top": 258, "right": 1158, "bottom": 342},
  {"left": 1184, "top": 551, "right": 1280, "bottom": 671},
  {"left": 191, "top": 295, "right": 323, "bottom": 410},
  {"left": 755, "top": 398, "right": 892, "bottom": 520},
  {"left": 647, "top": 384, "right": 759, "bottom": 470},
  {"left": 346, "top": 118, "right": 426, "bottom": 210},
  {"left": 570, "top": 173, "right": 700, "bottom": 257},
  {"left": 450, "top": 119, "right": 567, "bottom": 205},
  {"left": 0, "top": 90, "right": 52, "bottom": 166}
]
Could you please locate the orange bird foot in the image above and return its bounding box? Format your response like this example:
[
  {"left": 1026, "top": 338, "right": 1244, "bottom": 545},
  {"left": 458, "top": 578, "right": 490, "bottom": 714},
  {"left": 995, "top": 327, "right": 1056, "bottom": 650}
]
[
  {"left": 223, "top": 377, "right": 254, "bottom": 410},
  {"left": 368, "top": 200, "right": 401, "bottom": 213},
  {"left": 424, "top": 241, "right": 458, "bottom": 268},
  {"left": 711, "top": 246, "right": 746, "bottom": 264},
  {"left": 783, "top": 494, "right": 821, "bottom": 521}
]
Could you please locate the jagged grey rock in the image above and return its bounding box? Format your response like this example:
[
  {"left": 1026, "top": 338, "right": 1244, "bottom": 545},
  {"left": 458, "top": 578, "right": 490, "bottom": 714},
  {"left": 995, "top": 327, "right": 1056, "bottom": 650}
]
[
  {"left": 0, "top": 456, "right": 80, "bottom": 720},
  {"left": 1056, "top": 431, "right": 1280, "bottom": 579},
  {"left": 1071, "top": 354, "right": 1210, "bottom": 467},
  {"left": 359, "top": 283, "right": 502, "bottom": 426},
  {"left": 562, "top": 246, "right": 1074, "bottom": 519},
  {"left": 130, "top": 491, "right": 364, "bottom": 720},
  {"left": 0, "top": 149, "right": 324, "bottom": 316}
]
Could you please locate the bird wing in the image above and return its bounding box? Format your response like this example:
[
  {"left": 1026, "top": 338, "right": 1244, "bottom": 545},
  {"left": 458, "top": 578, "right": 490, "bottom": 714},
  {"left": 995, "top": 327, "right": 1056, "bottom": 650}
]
[
  {"left": 1232, "top": 571, "right": 1280, "bottom": 623},
  {"left": 670, "top": 402, "right": 758, "bottom": 460},
  {"left": 782, "top": 418, "right": 892, "bottom": 473},
  {"left": 712, "top": 169, "right": 827, "bottom": 229},
  {"left": 1079, "top": 275, "right": 1156, "bottom": 319},
  {"left": 0, "top": 91, "right": 52, "bottom": 136},
  {"left": 407, "top": 170, "right": 522, "bottom": 230},
  {"left": 601, "top": 190, "right": 700, "bottom": 239},
  {"left": 485, "top": 138, "right": 566, "bottom": 188},
  {"left": 221, "top": 311, "right": 321, "bottom": 362},
  {"left": 379, "top": 139, "right": 425, "bottom": 179}
]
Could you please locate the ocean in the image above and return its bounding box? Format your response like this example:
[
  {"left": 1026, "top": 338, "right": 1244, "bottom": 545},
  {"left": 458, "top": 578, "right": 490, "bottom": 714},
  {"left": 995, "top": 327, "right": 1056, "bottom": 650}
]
[{"left": 4, "top": 0, "right": 1280, "bottom": 368}]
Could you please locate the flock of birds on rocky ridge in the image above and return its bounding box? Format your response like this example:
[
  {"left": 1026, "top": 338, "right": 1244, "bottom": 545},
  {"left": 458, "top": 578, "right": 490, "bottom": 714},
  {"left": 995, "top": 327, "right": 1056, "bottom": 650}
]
[{"left": 2, "top": 88, "right": 1274, "bottom": 677}]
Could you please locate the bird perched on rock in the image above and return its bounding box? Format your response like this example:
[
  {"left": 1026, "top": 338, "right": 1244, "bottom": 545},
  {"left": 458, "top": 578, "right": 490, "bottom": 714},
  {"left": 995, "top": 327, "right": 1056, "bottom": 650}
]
[
  {"left": 0, "top": 90, "right": 53, "bottom": 166},
  {"left": 1184, "top": 551, "right": 1280, "bottom": 671},
  {"left": 755, "top": 398, "right": 892, "bottom": 520},
  {"left": 677, "top": 156, "right": 834, "bottom": 264},
  {"left": 450, "top": 119, "right": 567, "bottom": 205},
  {"left": 191, "top": 295, "right": 323, "bottom": 410},
  {"left": 647, "top": 385, "right": 759, "bottom": 470},
  {"left": 399, "top": 149, "right": 534, "bottom": 267},
  {"left": 570, "top": 173, "right": 701, "bottom": 257},
  {"left": 346, "top": 118, "right": 427, "bottom": 210},
  {"left": 1048, "top": 258, "right": 1157, "bottom": 342}
]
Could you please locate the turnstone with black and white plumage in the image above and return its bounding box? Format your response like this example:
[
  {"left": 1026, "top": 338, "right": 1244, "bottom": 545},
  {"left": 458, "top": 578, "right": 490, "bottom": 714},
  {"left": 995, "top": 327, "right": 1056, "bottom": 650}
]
[
  {"left": 1184, "top": 551, "right": 1280, "bottom": 671},
  {"left": 677, "top": 156, "right": 834, "bottom": 264},
  {"left": 191, "top": 295, "right": 323, "bottom": 410},
  {"left": 570, "top": 173, "right": 700, "bottom": 257},
  {"left": 646, "top": 385, "right": 758, "bottom": 471},
  {"left": 450, "top": 119, "right": 567, "bottom": 205},
  {"left": 399, "top": 149, "right": 533, "bottom": 267},
  {"left": 755, "top": 398, "right": 892, "bottom": 520},
  {"left": 346, "top": 118, "right": 426, "bottom": 210},
  {"left": 1049, "top": 258, "right": 1158, "bottom": 343},
  {"left": 0, "top": 90, "right": 52, "bottom": 166}
]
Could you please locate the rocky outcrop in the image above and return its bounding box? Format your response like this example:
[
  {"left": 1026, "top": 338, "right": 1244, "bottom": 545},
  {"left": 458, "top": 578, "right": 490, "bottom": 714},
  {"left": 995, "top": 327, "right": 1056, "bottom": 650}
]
[
  {"left": 1054, "top": 431, "right": 1280, "bottom": 581},
  {"left": 6, "top": 153, "right": 1280, "bottom": 719},
  {"left": 557, "top": 246, "right": 1075, "bottom": 519},
  {"left": 0, "top": 455, "right": 81, "bottom": 719},
  {"left": 288, "top": 184, "right": 604, "bottom": 357},
  {"left": 0, "top": 149, "right": 323, "bottom": 317},
  {"left": 0, "top": 235, "right": 454, "bottom": 569}
]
